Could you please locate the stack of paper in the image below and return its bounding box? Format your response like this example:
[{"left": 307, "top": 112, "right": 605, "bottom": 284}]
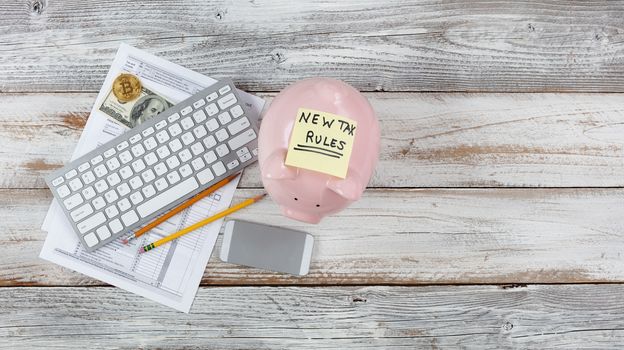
[{"left": 40, "top": 44, "right": 265, "bottom": 312}]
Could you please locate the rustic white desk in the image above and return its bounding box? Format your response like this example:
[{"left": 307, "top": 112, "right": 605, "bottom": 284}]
[{"left": 1, "top": 1, "right": 623, "bottom": 348}]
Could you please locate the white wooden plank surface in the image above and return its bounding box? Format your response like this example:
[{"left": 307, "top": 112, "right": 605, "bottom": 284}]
[
  {"left": 1, "top": 92, "right": 623, "bottom": 189},
  {"left": 2, "top": 188, "right": 623, "bottom": 286},
  {"left": 2, "top": 1, "right": 624, "bottom": 92},
  {"left": 1, "top": 285, "right": 623, "bottom": 348}
]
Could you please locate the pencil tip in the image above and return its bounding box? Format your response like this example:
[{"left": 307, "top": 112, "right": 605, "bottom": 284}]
[{"left": 121, "top": 238, "right": 128, "bottom": 245}]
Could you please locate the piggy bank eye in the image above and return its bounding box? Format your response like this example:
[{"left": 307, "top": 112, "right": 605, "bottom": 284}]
[
  {"left": 294, "top": 197, "right": 298, "bottom": 201},
  {"left": 316, "top": 204, "right": 320, "bottom": 207}
]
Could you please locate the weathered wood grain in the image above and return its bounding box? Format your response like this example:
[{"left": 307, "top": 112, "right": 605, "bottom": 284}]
[
  {"left": 2, "top": 92, "right": 623, "bottom": 189},
  {"left": 2, "top": 1, "right": 624, "bottom": 92},
  {"left": 1, "top": 285, "right": 623, "bottom": 348},
  {"left": 2, "top": 188, "right": 623, "bottom": 286}
]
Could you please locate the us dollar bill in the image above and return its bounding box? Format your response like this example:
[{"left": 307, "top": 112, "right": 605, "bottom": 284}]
[{"left": 99, "top": 85, "right": 174, "bottom": 128}]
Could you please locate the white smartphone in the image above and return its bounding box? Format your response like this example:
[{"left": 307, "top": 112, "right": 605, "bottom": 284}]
[{"left": 219, "top": 220, "right": 314, "bottom": 276}]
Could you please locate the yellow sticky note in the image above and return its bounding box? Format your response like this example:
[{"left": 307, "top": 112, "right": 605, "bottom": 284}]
[{"left": 285, "top": 108, "right": 357, "bottom": 179}]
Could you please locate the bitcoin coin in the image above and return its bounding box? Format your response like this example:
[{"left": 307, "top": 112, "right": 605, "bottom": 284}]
[{"left": 112, "top": 73, "right": 142, "bottom": 102}]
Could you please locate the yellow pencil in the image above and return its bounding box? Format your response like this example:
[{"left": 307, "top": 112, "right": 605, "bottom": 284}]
[
  {"left": 123, "top": 174, "right": 239, "bottom": 245},
  {"left": 140, "top": 193, "right": 267, "bottom": 253}
]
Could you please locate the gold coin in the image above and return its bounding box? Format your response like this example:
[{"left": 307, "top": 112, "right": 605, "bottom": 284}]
[{"left": 112, "top": 73, "right": 142, "bottom": 102}]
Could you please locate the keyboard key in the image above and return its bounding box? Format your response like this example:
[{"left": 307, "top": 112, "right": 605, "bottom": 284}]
[
  {"left": 252, "top": 147, "right": 258, "bottom": 156},
  {"left": 131, "top": 159, "right": 146, "bottom": 173},
  {"left": 180, "top": 106, "right": 193, "bottom": 116},
  {"left": 218, "top": 111, "right": 232, "bottom": 125},
  {"left": 143, "top": 137, "right": 158, "bottom": 150},
  {"left": 216, "top": 129, "right": 229, "bottom": 142},
  {"left": 65, "top": 169, "right": 78, "bottom": 180},
  {"left": 118, "top": 198, "right": 131, "bottom": 212},
  {"left": 106, "top": 157, "right": 121, "bottom": 171},
  {"left": 230, "top": 105, "right": 244, "bottom": 118},
  {"left": 119, "top": 166, "right": 133, "bottom": 179},
  {"left": 131, "top": 144, "right": 145, "bottom": 157},
  {"left": 121, "top": 210, "right": 139, "bottom": 226},
  {"left": 190, "top": 142, "right": 205, "bottom": 156},
  {"left": 206, "top": 92, "right": 218, "bottom": 102},
  {"left": 137, "top": 177, "right": 199, "bottom": 218},
  {"left": 78, "top": 162, "right": 90, "bottom": 172},
  {"left": 63, "top": 193, "right": 83, "bottom": 210},
  {"left": 236, "top": 147, "right": 250, "bottom": 158},
  {"left": 212, "top": 161, "right": 227, "bottom": 176},
  {"left": 104, "top": 189, "right": 119, "bottom": 203},
  {"left": 169, "top": 139, "right": 183, "bottom": 152},
  {"left": 142, "top": 127, "right": 155, "bottom": 137},
  {"left": 204, "top": 150, "right": 217, "bottom": 164},
  {"left": 217, "top": 93, "right": 237, "bottom": 109},
  {"left": 83, "top": 232, "right": 99, "bottom": 248},
  {"left": 228, "top": 129, "right": 257, "bottom": 151},
  {"left": 71, "top": 203, "right": 93, "bottom": 222},
  {"left": 106, "top": 173, "right": 121, "bottom": 187},
  {"left": 52, "top": 177, "right": 64, "bottom": 186},
  {"left": 227, "top": 159, "right": 240, "bottom": 170},
  {"left": 203, "top": 135, "right": 217, "bottom": 149},
  {"left": 92, "top": 196, "right": 106, "bottom": 210},
  {"left": 57, "top": 185, "right": 71, "bottom": 198},
  {"left": 156, "top": 145, "right": 171, "bottom": 159},
  {"left": 205, "top": 103, "right": 218, "bottom": 116},
  {"left": 181, "top": 132, "right": 195, "bottom": 145},
  {"left": 105, "top": 205, "right": 119, "bottom": 219},
  {"left": 77, "top": 212, "right": 106, "bottom": 234},
  {"left": 228, "top": 117, "right": 251, "bottom": 136},
  {"left": 90, "top": 155, "right": 104, "bottom": 165},
  {"left": 154, "top": 178, "right": 168, "bottom": 191},
  {"left": 193, "top": 125, "right": 207, "bottom": 139},
  {"left": 179, "top": 164, "right": 193, "bottom": 178},
  {"left": 206, "top": 118, "right": 219, "bottom": 132},
  {"left": 179, "top": 149, "right": 192, "bottom": 163},
  {"left": 84, "top": 173, "right": 98, "bottom": 187},
  {"left": 104, "top": 148, "right": 116, "bottom": 158},
  {"left": 191, "top": 157, "right": 206, "bottom": 171},
  {"left": 154, "top": 162, "right": 167, "bottom": 176},
  {"left": 216, "top": 144, "right": 229, "bottom": 157},
  {"left": 167, "top": 113, "right": 180, "bottom": 123},
  {"left": 181, "top": 117, "right": 194, "bottom": 130},
  {"left": 117, "top": 141, "right": 129, "bottom": 151},
  {"left": 129, "top": 176, "right": 143, "bottom": 190},
  {"left": 168, "top": 123, "right": 182, "bottom": 137},
  {"left": 94, "top": 164, "right": 108, "bottom": 178},
  {"left": 193, "top": 99, "right": 206, "bottom": 109},
  {"left": 197, "top": 168, "right": 214, "bottom": 184},
  {"left": 218, "top": 85, "right": 231, "bottom": 95},
  {"left": 141, "top": 169, "right": 156, "bottom": 183},
  {"left": 129, "top": 134, "right": 142, "bottom": 144},
  {"left": 239, "top": 152, "right": 252, "bottom": 163},
  {"left": 82, "top": 186, "right": 96, "bottom": 200},
  {"left": 167, "top": 171, "right": 181, "bottom": 184},
  {"left": 117, "top": 183, "right": 131, "bottom": 197},
  {"left": 130, "top": 192, "right": 144, "bottom": 205},
  {"left": 142, "top": 184, "right": 156, "bottom": 198},
  {"left": 155, "top": 120, "right": 167, "bottom": 130},
  {"left": 166, "top": 155, "right": 181, "bottom": 169},
  {"left": 109, "top": 219, "right": 123, "bottom": 234},
  {"left": 193, "top": 110, "right": 206, "bottom": 123},
  {"left": 144, "top": 152, "right": 158, "bottom": 166},
  {"left": 94, "top": 180, "right": 108, "bottom": 193},
  {"left": 119, "top": 150, "right": 133, "bottom": 164},
  {"left": 156, "top": 130, "right": 170, "bottom": 143},
  {"left": 96, "top": 226, "right": 111, "bottom": 240}
]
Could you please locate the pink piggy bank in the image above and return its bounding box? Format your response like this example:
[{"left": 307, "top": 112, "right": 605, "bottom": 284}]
[{"left": 258, "top": 78, "right": 380, "bottom": 224}]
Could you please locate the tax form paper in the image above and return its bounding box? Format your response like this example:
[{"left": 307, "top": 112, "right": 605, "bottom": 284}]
[{"left": 40, "top": 43, "right": 264, "bottom": 312}]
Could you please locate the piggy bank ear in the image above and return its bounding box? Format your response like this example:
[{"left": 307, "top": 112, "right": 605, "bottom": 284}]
[
  {"left": 262, "top": 149, "right": 298, "bottom": 180},
  {"left": 326, "top": 170, "right": 365, "bottom": 201}
]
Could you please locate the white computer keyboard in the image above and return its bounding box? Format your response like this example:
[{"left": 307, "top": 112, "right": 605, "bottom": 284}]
[{"left": 45, "top": 79, "right": 259, "bottom": 251}]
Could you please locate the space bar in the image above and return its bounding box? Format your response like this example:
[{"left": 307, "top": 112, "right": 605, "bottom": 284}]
[{"left": 137, "top": 177, "right": 199, "bottom": 218}]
